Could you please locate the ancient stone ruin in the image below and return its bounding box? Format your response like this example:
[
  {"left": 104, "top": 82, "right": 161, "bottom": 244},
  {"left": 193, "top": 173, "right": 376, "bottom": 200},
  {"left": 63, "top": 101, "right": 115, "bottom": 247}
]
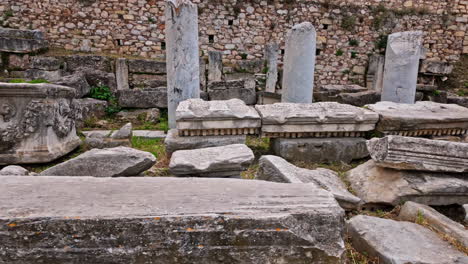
[{"left": 1, "top": 0, "right": 468, "bottom": 262}]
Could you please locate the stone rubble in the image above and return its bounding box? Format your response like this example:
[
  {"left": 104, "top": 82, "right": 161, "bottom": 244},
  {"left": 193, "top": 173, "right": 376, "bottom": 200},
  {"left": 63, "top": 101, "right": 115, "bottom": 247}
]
[
  {"left": 255, "top": 155, "right": 361, "bottom": 210},
  {"left": 169, "top": 144, "right": 254, "bottom": 178},
  {"left": 367, "top": 136, "right": 468, "bottom": 173},
  {"left": 366, "top": 101, "right": 468, "bottom": 136},
  {"left": 0, "top": 176, "right": 346, "bottom": 263},
  {"left": 347, "top": 215, "right": 467, "bottom": 264},
  {"left": 398, "top": 201, "right": 468, "bottom": 248},
  {"left": 40, "top": 147, "right": 156, "bottom": 177},
  {"left": 346, "top": 160, "right": 468, "bottom": 207},
  {"left": 176, "top": 98, "right": 261, "bottom": 136}
]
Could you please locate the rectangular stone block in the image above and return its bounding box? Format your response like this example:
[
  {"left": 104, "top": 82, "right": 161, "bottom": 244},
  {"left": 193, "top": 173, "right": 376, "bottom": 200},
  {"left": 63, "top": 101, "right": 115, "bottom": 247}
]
[
  {"left": 366, "top": 101, "right": 468, "bottom": 136},
  {"left": 207, "top": 79, "right": 256, "bottom": 105},
  {"left": 0, "top": 28, "right": 48, "bottom": 53},
  {"left": 271, "top": 137, "right": 369, "bottom": 163},
  {"left": 127, "top": 58, "right": 166, "bottom": 74},
  {"left": 176, "top": 99, "right": 261, "bottom": 136},
  {"left": 117, "top": 88, "right": 167, "bottom": 108},
  {"left": 368, "top": 136, "right": 468, "bottom": 173},
  {"left": 255, "top": 102, "right": 379, "bottom": 138},
  {"left": 169, "top": 144, "right": 254, "bottom": 178},
  {"left": 0, "top": 176, "right": 346, "bottom": 263},
  {"left": 164, "top": 129, "right": 246, "bottom": 154},
  {"left": 0, "top": 83, "right": 81, "bottom": 164}
]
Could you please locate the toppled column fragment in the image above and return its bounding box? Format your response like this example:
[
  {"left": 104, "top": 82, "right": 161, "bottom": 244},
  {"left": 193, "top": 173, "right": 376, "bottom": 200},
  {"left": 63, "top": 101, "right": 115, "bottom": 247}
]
[
  {"left": 165, "top": 0, "right": 201, "bottom": 128},
  {"left": 347, "top": 215, "right": 467, "bottom": 264},
  {"left": 0, "top": 176, "right": 346, "bottom": 263},
  {"left": 381, "top": 31, "right": 423, "bottom": 104},
  {"left": 368, "top": 136, "right": 468, "bottom": 173},
  {"left": 0, "top": 83, "right": 81, "bottom": 165},
  {"left": 282, "top": 22, "right": 316, "bottom": 103},
  {"left": 176, "top": 99, "right": 261, "bottom": 136},
  {"left": 366, "top": 101, "right": 468, "bottom": 136},
  {"left": 256, "top": 155, "right": 361, "bottom": 210},
  {"left": 169, "top": 144, "right": 254, "bottom": 178},
  {"left": 255, "top": 102, "right": 379, "bottom": 138}
]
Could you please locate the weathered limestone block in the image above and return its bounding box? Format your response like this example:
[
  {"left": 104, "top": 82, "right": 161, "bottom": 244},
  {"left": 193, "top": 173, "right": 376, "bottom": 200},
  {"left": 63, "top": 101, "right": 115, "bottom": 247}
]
[
  {"left": 72, "top": 98, "right": 107, "bottom": 128},
  {"left": 30, "top": 56, "right": 61, "bottom": 71},
  {"left": 265, "top": 43, "right": 279, "bottom": 93},
  {"left": 448, "top": 95, "right": 468, "bottom": 108},
  {"left": 256, "top": 155, "right": 361, "bottom": 210},
  {"left": 347, "top": 215, "right": 467, "bottom": 264},
  {"left": 337, "top": 91, "right": 381, "bottom": 107},
  {"left": 366, "top": 54, "right": 384, "bottom": 92},
  {"left": 130, "top": 74, "right": 167, "bottom": 89},
  {"left": 0, "top": 176, "right": 346, "bottom": 263},
  {"left": 255, "top": 102, "right": 379, "bottom": 138},
  {"left": 165, "top": 0, "right": 200, "bottom": 128},
  {"left": 346, "top": 160, "right": 468, "bottom": 207},
  {"left": 117, "top": 88, "right": 167, "bottom": 108},
  {"left": 169, "top": 144, "right": 254, "bottom": 177},
  {"left": 25, "top": 68, "right": 62, "bottom": 82},
  {"left": 368, "top": 136, "right": 468, "bottom": 173},
  {"left": 420, "top": 60, "right": 453, "bottom": 75},
  {"left": 78, "top": 67, "right": 117, "bottom": 91},
  {"left": 116, "top": 58, "right": 130, "bottom": 90},
  {"left": 271, "top": 137, "right": 369, "bottom": 163},
  {"left": 164, "top": 129, "right": 246, "bottom": 154},
  {"left": 55, "top": 72, "right": 90, "bottom": 98},
  {"left": 207, "top": 79, "right": 256, "bottom": 105},
  {"left": 366, "top": 101, "right": 468, "bottom": 136},
  {"left": 7, "top": 54, "right": 30, "bottom": 70},
  {"left": 64, "top": 55, "right": 113, "bottom": 72},
  {"left": 127, "top": 59, "right": 166, "bottom": 74},
  {"left": 176, "top": 99, "right": 261, "bottom": 136},
  {"left": 116, "top": 108, "right": 161, "bottom": 124},
  {"left": 464, "top": 205, "right": 468, "bottom": 224},
  {"left": 381, "top": 31, "right": 423, "bottom": 104},
  {"left": 0, "top": 83, "right": 81, "bottom": 165},
  {"left": 0, "top": 165, "right": 30, "bottom": 176},
  {"left": 208, "top": 51, "right": 223, "bottom": 83},
  {"left": 40, "top": 147, "right": 155, "bottom": 177},
  {"left": 0, "top": 28, "right": 48, "bottom": 53},
  {"left": 399, "top": 201, "right": 468, "bottom": 248},
  {"left": 282, "top": 22, "right": 316, "bottom": 103},
  {"left": 84, "top": 123, "right": 132, "bottom": 149},
  {"left": 257, "top": 91, "right": 281, "bottom": 105}
]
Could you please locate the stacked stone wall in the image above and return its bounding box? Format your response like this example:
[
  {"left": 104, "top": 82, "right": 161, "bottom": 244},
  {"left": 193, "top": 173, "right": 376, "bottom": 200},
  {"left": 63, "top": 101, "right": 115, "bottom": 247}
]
[{"left": 0, "top": 0, "right": 466, "bottom": 85}]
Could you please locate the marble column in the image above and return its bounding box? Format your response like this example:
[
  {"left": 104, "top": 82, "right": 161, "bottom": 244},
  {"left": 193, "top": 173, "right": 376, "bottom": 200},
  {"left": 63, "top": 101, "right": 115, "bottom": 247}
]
[
  {"left": 165, "top": 0, "right": 200, "bottom": 129},
  {"left": 265, "top": 43, "right": 279, "bottom": 93},
  {"left": 381, "top": 31, "right": 423, "bottom": 104},
  {"left": 281, "top": 22, "right": 316, "bottom": 103}
]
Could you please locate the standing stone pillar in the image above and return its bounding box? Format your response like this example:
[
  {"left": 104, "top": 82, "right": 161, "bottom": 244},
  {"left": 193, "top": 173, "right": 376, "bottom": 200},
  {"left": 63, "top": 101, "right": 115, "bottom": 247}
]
[
  {"left": 367, "top": 55, "right": 384, "bottom": 93},
  {"left": 281, "top": 22, "right": 316, "bottom": 103},
  {"left": 208, "top": 50, "right": 223, "bottom": 84},
  {"left": 381, "top": 31, "right": 423, "bottom": 104},
  {"left": 265, "top": 43, "right": 279, "bottom": 93},
  {"left": 116, "top": 58, "right": 129, "bottom": 90},
  {"left": 165, "top": 0, "right": 200, "bottom": 129}
]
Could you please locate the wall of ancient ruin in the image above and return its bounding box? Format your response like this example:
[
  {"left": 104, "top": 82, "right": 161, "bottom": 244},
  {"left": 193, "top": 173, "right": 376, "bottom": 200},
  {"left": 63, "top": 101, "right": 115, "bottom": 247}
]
[{"left": 0, "top": 0, "right": 467, "bottom": 85}]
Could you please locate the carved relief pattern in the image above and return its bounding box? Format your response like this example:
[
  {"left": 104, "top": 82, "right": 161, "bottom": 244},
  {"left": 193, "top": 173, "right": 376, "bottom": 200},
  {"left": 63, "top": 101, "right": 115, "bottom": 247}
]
[{"left": 0, "top": 103, "right": 17, "bottom": 122}]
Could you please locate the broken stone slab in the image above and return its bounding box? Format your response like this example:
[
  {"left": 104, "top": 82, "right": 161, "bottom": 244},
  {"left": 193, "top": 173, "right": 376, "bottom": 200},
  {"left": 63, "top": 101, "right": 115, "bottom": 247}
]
[
  {"left": 39, "top": 147, "right": 156, "bottom": 177},
  {"left": 64, "top": 55, "right": 113, "bottom": 73},
  {"left": 398, "top": 201, "right": 468, "bottom": 248},
  {"left": 366, "top": 101, "right": 468, "bottom": 136},
  {"left": 175, "top": 99, "right": 261, "bottom": 136},
  {"left": 255, "top": 102, "right": 379, "bottom": 138},
  {"left": 130, "top": 73, "right": 167, "bottom": 89},
  {"left": 78, "top": 67, "right": 117, "bottom": 91},
  {"left": 30, "top": 56, "right": 61, "bottom": 71},
  {"left": 110, "top": 123, "right": 132, "bottom": 139},
  {"left": 282, "top": 22, "right": 316, "bottom": 103},
  {"left": 55, "top": 71, "right": 91, "bottom": 98},
  {"left": 116, "top": 108, "right": 161, "bottom": 123},
  {"left": 257, "top": 91, "right": 281, "bottom": 105},
  {"left": 115, "top": 58, "right": 130, "bottom": 90},
  {"left": 264, "top": 43, "right": 279, "bottom": 93},
  {"left": 464, "top": 205, "right": 468, "bottom": 224},
  {"left": 0, "top": 83, "right": 81, "bottom": 165},
  {"left": 169, "top": 144, "right": 254, "bottom": 178},
  {"left": 0, "top": 28, "right": 48, "bottom": 53},
  {"left": 381, "top": 31, "right": 423, "bottom": 104},
  {"left": 117, "top": 88, "right": 167, "bottom": 108},
  {"left": 368, "top": 136, "right": 468, "bottom": 173},
  {"left": 256, "top": 155, "right": 361, "bottom": 210},
  {"left": 207, "top": 79, "right": 257, "bottom": 105},
  {"left": 420, "top": 60, "right": 453, "bottom": 75},
  {"left": 0, "top": 165, "right": 30, "bottom": 176},
  {"left": 24, "top": 68, "right": 62, "bottom": 82},
  {"left": 84, "top": 123, "right": 133, "bottom": 149},
  {"left": 346, "top": 160, "right": 468, "bottom": 207},
  {"left": 165, "top": 129, "right": 246, "bottom": 154},
  {"left": 366, "top": 54, "right": 385, "bottom": 92},
  {"left": 448, "top": 95, "right": 468, "bottom": 108},
  {"left": 347, "top": 215, "right": 467, "bottom": 264},
  {"left": 319, "top": 84, "right": 368, "bottom": 95},
  {"left": 208, "top": 51, "right": 223, "bottom": 83},
  {"left": 132, "top": 130, "right": 166, "bottom": 139},
  {"left": 337, "top": 91, "right": 381, "bottom": 107},
  {"left": 271, "top": 137, "right": 369, "bottom": 163},
  {"left": 127, "top": 58, "right": 166, "bottom": 74},
  {"left": 0, "top": 176, "right": 345, "bottom": 263}
]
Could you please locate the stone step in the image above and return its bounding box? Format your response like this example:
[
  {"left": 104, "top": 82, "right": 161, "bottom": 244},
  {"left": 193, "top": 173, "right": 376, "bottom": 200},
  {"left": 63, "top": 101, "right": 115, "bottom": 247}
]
[{"left": 0, "top": 176, "right": 345, "bottom": 263}]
